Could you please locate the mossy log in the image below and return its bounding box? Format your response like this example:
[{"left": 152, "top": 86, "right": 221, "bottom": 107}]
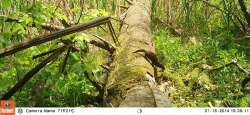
[{"left": 107, "top": 0, "right": 172, "bottom": 107}]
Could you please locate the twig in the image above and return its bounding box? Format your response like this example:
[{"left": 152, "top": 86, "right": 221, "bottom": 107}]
[
  {"left": 33, "top": 39, "right": 77, "bottom": 60},
  {"left": 92, "top": 34, "right": 115, "bottom": 48},
  {"left": 61, "top": 47, "right": 71, "bottom": 73},
  {"left": 234, "top": 62, "right": 249, "bottom": 74},
  {"left": 100, "top": 65, "right": 110, "bottom": 72},
  {"left": 60, "top": 19, "right": 71, "bottom": 27},
  {"left": 76, "top": 0, "right": 84, "bottom": 24},
  {"left": 110, "top": 17, "right": 129, "bottom": 25},
  {"left": 125, "top": 0, "right": 133, "bottom": 5},
  {"left": 99, "top": 25, "right": 108, "bottom": 33},
  {"left": 119, "top": 5, "right": 129, "bottom": 9},
  {"left": 210, "top": 60, "right": 249, "bottom": 74},
  {"left": 89, "top": 39, "right": 115, "bottom": 54},
  {"left": 107, "top": 21, "right": 119, "bottom": 46},
  {"left": 209, "top": 62, "right": 235, "bottom": 72},
  {"left": 32, "top": 48, "right": 58, "bottom": 59},
  {"left": 90, "top": 34, "right": 116, "bottom": 54}
]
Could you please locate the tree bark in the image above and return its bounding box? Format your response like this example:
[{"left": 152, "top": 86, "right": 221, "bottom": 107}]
[{"left": 106, "top": 0, "right": 172, "bottom": 107}]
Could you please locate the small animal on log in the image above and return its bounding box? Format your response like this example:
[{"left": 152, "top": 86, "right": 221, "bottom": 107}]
[{"left": 133, "top": 49, "right": 165, "bottom": 70}]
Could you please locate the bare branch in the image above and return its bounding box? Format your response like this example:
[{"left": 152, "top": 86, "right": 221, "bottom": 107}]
[
  {"left": 119, "top": 5, "right": 129, "bottom": 9},
  {"left": 125, "top": 0, "right": 133, "bottom": 5},
  {"left": 107, "top": 21, "right": 119, "bottom": 46}
]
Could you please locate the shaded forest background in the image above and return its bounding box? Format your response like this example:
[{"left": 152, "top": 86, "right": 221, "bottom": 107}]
[{"left": 0, "top": 0, "right": 250, "bottom": 107}]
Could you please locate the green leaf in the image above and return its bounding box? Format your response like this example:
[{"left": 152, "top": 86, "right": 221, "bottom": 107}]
[
  {"left": 19, "top": 15, "right": 33, "bottom": 25},
  {"left": 75, "top": 33, "right": 89, "bottom": 41},
  {"left": 12, "top": 23, "right": 25, "bottom": 34},
  {"left": 75, "top": 33, "right": 89, "bottom": 48},
  {"left": 1, "top": 0, "right": 11, "bottom": 9},
  {"left": 88, "top": 9, "right": 99, "bottom": 18},
  {"left": 55, "top": 12, "right": 68, "bottom": 21},
  {"left": 71, "top": 53, "right": 80, "bottom": 61}
]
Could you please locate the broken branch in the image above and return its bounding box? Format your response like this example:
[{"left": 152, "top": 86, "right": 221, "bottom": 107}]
[
  {"left": 210, "top": 60, "right": 249, "bottom": 74},
  {"left": 61, "top": 47, "right": 71, "bottom": 73},
  {"left": 0, "top": 16, "right": 110, "bottom": 58},
  {"left": 107, "top": 21, "right": 119, "bottom": 45},
  {"left": 92, "top": 34, "right": 115, "bottom": 48},
  {"left": 209, "top": 60, "right": 250, "bottom": 89},
  {"left": 83, "top": 72, "right": 103, "bottom": 94},
  {"left": 89, "top": 39, "right": 115, "bottom": 54},
  {"left": 32, "top": 48, "right": 58, "bottom": 59}
]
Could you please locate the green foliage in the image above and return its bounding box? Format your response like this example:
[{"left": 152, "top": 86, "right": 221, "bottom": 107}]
[
  {"left": 0, "top": 0, "right": 112, "bottom": 107},
  {"left": 153, "top": 26, "right": 250, "bottom": 107},
  {"left": 152, "top": 0, "right": 250, "bottom": 107},
  {"left": 1, "top": 0, "right": 11, "bottom": 9}
]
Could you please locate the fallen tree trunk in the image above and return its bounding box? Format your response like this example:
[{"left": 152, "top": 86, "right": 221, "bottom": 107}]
[{"left": 106, "top": 0, "right": 172, "bottom": 107}]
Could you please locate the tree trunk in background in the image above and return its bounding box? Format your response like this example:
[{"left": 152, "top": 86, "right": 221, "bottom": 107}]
[
  {"left": 107, "top": 0, "right": 172, "bottom": 107},
  {"left": 238, "top": 0, "right": 250, "bottom": 28}
]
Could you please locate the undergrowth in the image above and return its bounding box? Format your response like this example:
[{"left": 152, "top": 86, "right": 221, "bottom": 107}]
[{"left": 153, "top": 27, "right": 250, "bottom": 107}]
